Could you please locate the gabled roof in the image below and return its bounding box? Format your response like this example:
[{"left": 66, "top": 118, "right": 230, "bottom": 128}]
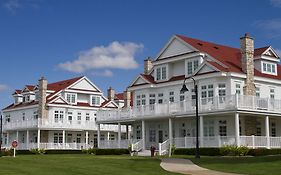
[
  {"left": 47, "top": 76, "right": 84, "bottom": 92},
  {"left": 13, "top": 89, "right": 22, "bottom": 95},
  {"left": 254, "top": 46, "right": 270, "bottom": 57},
  {"left": 115, "top": 93, "right": 124, "bottom": 100}
]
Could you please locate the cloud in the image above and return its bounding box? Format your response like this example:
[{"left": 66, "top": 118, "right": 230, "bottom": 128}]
[
  {"left": 91, "top": 69, "right": 114, "bottom": 77},
  {"left": 0, "top": 84, "right": 8, "bottom": 91},
  {"left": 254, "top": 19, "right": 281, "bottom": 38},
  {"left": 58, "top": 41, "right": 143, "bottom": 73},
  {"left": 270, "top": 0, "right": 281, "bottom": 7},
  {"left": 3, "top": 0, "right": 40, "bottom": 13}
]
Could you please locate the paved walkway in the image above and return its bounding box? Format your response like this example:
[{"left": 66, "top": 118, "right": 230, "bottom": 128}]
[{"left": 160, "top": 158, "right": 241, "bottom": 175}]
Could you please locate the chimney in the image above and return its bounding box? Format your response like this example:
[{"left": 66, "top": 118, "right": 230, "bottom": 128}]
[
  {"left": 38, "top": 76, "right": 48, "bottom": 119},
  {"left": 123, "top": 89, "right": 131, "bottom": 108},
  {"left": 107, "top": 86, "right": 115, "bottom": 101},
  {"left": 144, "top": 57, "right": 153, "bottom": 74},
  {"left": 240, "top": 33, "right": 256, "bottom": 96}
]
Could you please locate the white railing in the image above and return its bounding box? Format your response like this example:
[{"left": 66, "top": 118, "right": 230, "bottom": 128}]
[
  {"left": 131, "top": 139, "right": 143, "bottom": 152},
  {"left": 99, "top": 139, "right": 131, "bottom": 149},
  {"left": 39, "top": 143, "right": 91, "bottom": 150},
  {"left": 97, "top": 95, "right": 281, "bottom": 123},
  {"left": 159, "top": 139, "right": 170, "bottom": 156}
]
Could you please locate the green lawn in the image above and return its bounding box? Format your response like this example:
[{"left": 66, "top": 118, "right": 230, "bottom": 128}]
[
  {"left": 0, "top": 154, "right": 179, "bottom": 175},
  {"left": 189, "top": 155, "right": 281, "bottom": 175}
]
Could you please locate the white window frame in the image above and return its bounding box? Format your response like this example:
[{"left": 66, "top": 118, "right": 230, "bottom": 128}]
[
  {"left": 154, "top": 65, "right": 168, "bottom": 81},
  {"left": 185, "top": 59, "right": 200, "bottom": 76},
  {"left": 65, "top": 93, "right": 77, "bottom": 104},
  {"left": 91, "top": 95, "right": 101, "bottom": 106},
  {"left": 261, "top": 61, "right": 277, "bottom": 75}
]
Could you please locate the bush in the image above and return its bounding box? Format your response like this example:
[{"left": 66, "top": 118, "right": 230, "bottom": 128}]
[
  {"left": 45, "top": 150, "right": 83, "bottom": 154},
  {"left": 220, "top": 145, "right": 250, "bottom": 156},
  {"left": 2, "top": 148, "right": 13, "bottom": 156},
  {"left": 30, "top": 148, "right": 46, "bottom": 155},
  {"left": 95, "top": 149, "right": 130, "bottom": 155},
  {"left": 248, "top": 148, "right": 281, "bottom": 156},
  {"left": 82, "top": 148, "right": 97, "bottom": 155},
  {"left": 174, "top": 148, "right": 220, "bottom": 156}
]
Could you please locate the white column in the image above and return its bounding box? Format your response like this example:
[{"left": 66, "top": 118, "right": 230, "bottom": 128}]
[
  {"left": 265, "top": 116, "right": 270, "bottom": 149},
  {"left": 26, "top": 130, "right": 29, "bottom": 149},
  {"left": 37, "top": 129, "right": 41, "bottom": 149},
  {"left": 199, "top": 116, "right": 204, "bottom": 147},
  {"left": 62, "top": 130, "right": 65, "bottom": 149},
  {"left": 118, "top": 123, "right": 121, "bottom": 148},
  {"left": 168, "top": 118, "right": 172, "bottom": 157},
  {"left": 6, "top": 132, "right": 9, "bottom": 146},
  {"left": 141, "top": 120, "right": 145, "bottom": 150},
  {"left": 85, "top": 131, "right": 89, "bottom": 149},
  {"left": 16, "top": 131, "right": 19, "bottom": 141},
  {"left": 97, "top": 124, "right": 100, "bottom": 148},
  {"left": 235, "top": 113, "right": 240, "bottom": 146}
]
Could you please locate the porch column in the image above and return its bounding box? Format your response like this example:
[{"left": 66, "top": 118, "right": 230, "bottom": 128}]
[
  {"left": 6, "top": 132, "right": 9, "bottom": 146},
  {"left": 62, "top": 130, "right": 65, "bottom": 149},
  {"left": 85, "top": 131, "right": 89, "bottom": 149},
  {"left": 97, "top": 124, "right": 100, "bottom": 148},
  {"left": 168, "top": 118, "right": 172, "bottom": 157},
  {"left": 37, "top": 129, "right": 41, "bottom": 149},
  {"left": 199, "top": 116, "right": 204, "bottom": 147},
  {"left": 118, "top": 123, "right": 121, "bottom": 148},
  {"left": 265, "top": 116, "right": 270, "bottom": 149},
  {"left": 26, "top": 130, "right": 29, "bottom": 149},
  {"left": 141, "top": 120, "right": 145, "bottom": 150},
  {"left": 235, "top": 113, "right": 240, "bottom": 146},
  {"left": 16, "top": 130, "right": 19, "bottom": 141}
]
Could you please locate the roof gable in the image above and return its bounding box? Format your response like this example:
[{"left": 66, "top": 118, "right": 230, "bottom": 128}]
[
  {"left": 194, "top": 61, "right": 220, "bottom": 76},
  {"left": 69, "top": 77, "right": 101, "bottom": 92}
]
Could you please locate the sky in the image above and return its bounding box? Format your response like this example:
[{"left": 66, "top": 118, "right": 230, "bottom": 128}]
[{"left": 0, "top": 0, "right": 281, "bottom": 109}]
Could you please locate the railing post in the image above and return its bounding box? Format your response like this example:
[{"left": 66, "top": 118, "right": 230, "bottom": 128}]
[
  {"left": 185, "top": 137, "right": 188, "bottom": 148},
  {"left": 159, "top": 143, "right": 162, "bottom": 156},
  {"left": 235, "top": 94, "right": 239, "bottom": 109},
  {"left": 252, "top": 135, "right": 255, "bottom": 149},
  {"left": 218, "top": 136, "right": 221, "bottom": 147}
]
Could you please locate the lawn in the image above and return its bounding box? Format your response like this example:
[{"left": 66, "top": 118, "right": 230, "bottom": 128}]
[
  {"left": 189, "top": 155, "right": 281, "bottom": 175},
  {"left": 0, "top": 154, "right": 179, "bottom": 175}
]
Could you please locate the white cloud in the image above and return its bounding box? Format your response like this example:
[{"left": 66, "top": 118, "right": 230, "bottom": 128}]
[
  {"left": 91, "top": 69, "right": 114, "bottom": 77},
  {"left": 3, "top": 0, "right": 40, "bottom": 13},
  {"left": 254, "top": 19, "right": 281, "bottom": 38},
  {"left": 271, "top": 0, "right": 281, "bottom": 7},
  {"left": 0, "top": 84, "right": 8, "bottom": 91},
  {"left": 3, "top": 0, "right": 21, "bottom": 12},
  {"left": 58, "top": 41, "right": 143, "bottom": 73}
]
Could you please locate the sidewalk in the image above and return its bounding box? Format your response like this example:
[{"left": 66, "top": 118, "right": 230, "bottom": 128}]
[{"left": 160, "top": 158, "right": 241, "bottom": 175}]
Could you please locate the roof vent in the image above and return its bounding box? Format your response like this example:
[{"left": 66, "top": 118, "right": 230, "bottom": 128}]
[
  {"left": 197, "top": 43, "right": 203, "bottom": 46},
  {"left": 214, "top": 46, "right": 219, "bottom": 49}
]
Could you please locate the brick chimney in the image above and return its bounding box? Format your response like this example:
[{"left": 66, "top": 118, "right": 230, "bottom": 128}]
[
  {"left": 123, "top": 89, "right": 131, "bottom": 108},
  {"left": 240, "top": 33, "right": 256, "bottom": 96},
  {"left": 144, "top": 57, "right": 153, "bottom": 74},
  {"left": 107, "top": 86, "right": 115, "bottom": 101},
  {"left": 38, "top": 76, "right": 48, "bottom": 119}
]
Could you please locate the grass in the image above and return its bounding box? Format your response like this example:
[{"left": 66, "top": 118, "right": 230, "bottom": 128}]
[
  {"left": 188, "top": 155, "right": 281, "bottom": 175},
  {"left": 0, "top": 154, "right": 179, "bottom": 175}
]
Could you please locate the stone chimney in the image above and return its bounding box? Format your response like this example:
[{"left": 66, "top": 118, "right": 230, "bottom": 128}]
[
  {"left": 240, "top": 33, "right": 256, "bottom": 96},
  {"left": 123, "top": 89, "right": 131, "bottom": 108},
  {"left": 107, "top": 86, "right": 115, "bottom": 101},
  {"left": 38, "top": 76, "right": 48, "bottom": 119},
  {"left": 144, "top": 57, "right": 153, "bottom": 74}
]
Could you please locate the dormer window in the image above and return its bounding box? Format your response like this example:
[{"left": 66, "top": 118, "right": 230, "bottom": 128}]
[
  {"left": 186, "top": 59, "right": 199, "bottom": 75},
  {"left": 91, "top": 95, "right": 101, "bottom": 106},
  {"left": 262, "top": 61, "right": 277, "bottom": 75},
  {"left": 66, "top": 93, "right": 77, "bottom": 104},
  {"left": 155, "top": 65, "right": 168, "bottom": 81}
]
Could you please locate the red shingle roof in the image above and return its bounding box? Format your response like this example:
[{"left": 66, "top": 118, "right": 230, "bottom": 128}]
[{"left": 115, "top": 93, "right": 124, "bottom": 100}]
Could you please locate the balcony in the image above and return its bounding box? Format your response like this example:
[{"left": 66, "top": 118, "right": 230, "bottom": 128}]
[
  {"left": 3, "top": 118, "right": 121, "bottom": 131},
  {"left": 96, "top": 95, "right": 281, "bottom": 123}
]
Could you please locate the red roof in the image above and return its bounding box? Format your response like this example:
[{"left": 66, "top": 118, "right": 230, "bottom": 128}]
[
  {"left": 3, "top": 100, "right": 38, "bottom": 110},
  {"left": 47, "top": 76, "right": 84, "bottom": 92},
  {"left": 115, "top": 93, "right": 124, "bottom": 100},
  {"left": 25, "top": 85, "right": 35, "bottom": 91}
]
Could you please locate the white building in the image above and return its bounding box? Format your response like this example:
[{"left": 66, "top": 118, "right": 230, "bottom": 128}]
[
  {"left": 96, "top": 33, "right": 281, "bottom": 155},
  {"left": 2, "top": 76, "right": 129, "bottom": 150}
]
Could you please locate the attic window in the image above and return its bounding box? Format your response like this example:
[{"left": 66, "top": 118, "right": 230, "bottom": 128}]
[{"left": 197, "top": 43, "right": 203, "bottom": 46}]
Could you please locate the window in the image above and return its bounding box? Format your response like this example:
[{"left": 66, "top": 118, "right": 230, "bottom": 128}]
[
  {"left": 54, "top": 133, "right": 63, "bottom": 143},
  {"left": 68, "top": 112, "right": 73, "bottom": 123},
  {"left": 204, "top": 120, "right": 215, "bottom": 137},
  {"left": 201, "top": 84, "right": 213, "bottom": 105},
  {"left": 262, "top": 62, "right": 277, "bottom": 74},
  {"left": 136, "top": 95, "right": 141, "bottom": 106},
  {"left": 66, "top": 93, "right": 76, "bottom": 104},
  {"left": 187, "top": 60, "right": 200, "bottom": 75},
  {"left": 219, "top": 120, "right": 227, "bottom": 136},
  {"left": 5, "top": 115, "right": 10, "bottom": 123},
  {"left": 86, "top": 113, "right": 90, "bottom": 121},
  {"left": 54, "top": 110, "right": 64, "bottom": 123},
  {"left": 26, "top": 95, "right": 30, "bottom": 102},
  {"left": 149, "top": 130, "right": 156, "bottom": 142},
  {"left": 91, "top": 95, "right": 101, "bottom": 106},
  {"left": 180, "top": 91, "right": 185, "bottom": 101},
  {"left": 141, "top": 94, "right": 146, "bottom": 105},
  {"left": 156, "top": 66, "right": 167, "bottom": 81},
  {"left": 235, "top": 83, "right": 241, "bottom": 94},
  {"left": 149, "top": 94, "right": 156, "bottom": 105},
  {"left": 22, "top": 113, "right": 25, "bottom": 121},
  {"left": 33, "top": 111, "right": 38, "bottom": 119},
  {"left": 109, "top": 134, "right": 115, "bottom": 140},
  {"left": 270, "top": 88, "right": 275, "bottom": 99},
  {"left": 169, "top": 91, "right": 174, "bottom": 102},
  {"left": 218, "top": 83, "right": 226, "bottom": 103},
  {"left": 271, "top": 122, "right": 276, "bottom": 137},
  {"left": 77, "top": 112, "right": 82, "bottom": 124},
  {"left": 136, "top": 125, "right": 141, "bottom": 139},
  {"left": 158, "top": 93, "right": 164, "bottom": 104},
  {"left": 256, "top": 87, "right": 260, "bottom": 97},
  {"left": 256, "top": 121, "right": 261, "bottom": 136}
]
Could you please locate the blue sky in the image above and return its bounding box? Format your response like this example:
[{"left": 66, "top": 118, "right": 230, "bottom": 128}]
[{"left": 0, "top": 0, "right": 281, "bottom": 109}]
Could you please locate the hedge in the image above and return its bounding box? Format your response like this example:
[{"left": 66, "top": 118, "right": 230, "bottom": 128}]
[
  {"left": 248, "top": 148, "right": 281, "bottom": 156},
  {"left": 45, "top": 150, "right": 83, "bottom": 154},
  {"left": 95, "top": 149, "right": 129, "bottom": 155}
]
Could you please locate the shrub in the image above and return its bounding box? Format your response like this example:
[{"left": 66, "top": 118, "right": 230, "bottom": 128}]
[
  {"left": 248, "top": 148, "right": 281, "bottom": 156},
  {"left": 174, "top": 148, "right": 220, "bottom": 156},
  {"left": 2, "top": 148, "right": 13, "bottom": 156},
  {"left": 219, "top": 145, "right": 250, "bottom": 156},
  {"left": 95, "top": 149, "right": 129, "bottom": 155},
  {"left": 30, "top": 148, "right": 45, "bottom": 155},
  {"left": 82, "top": 148, "right": 97, "bottom": 155},
  {"left": 45, "top": 150, "right": 83, "bottom": 154}
]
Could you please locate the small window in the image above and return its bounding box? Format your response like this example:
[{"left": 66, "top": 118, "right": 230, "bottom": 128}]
[
  {"left": 156, "top": 66, "right": 167, "bottom": 81},
  {"left": 91, "top": 95, "right": 101, "bottom": 106},
  {"left": 22, "top": 113, "right": 25, "bottom": 121},
  {"left": 66, "top": 93, "right": 76, "bottom": 104},
  {"left": 86, "top": 113, "right": 90, "bottom": 121},
  {"left": 262, "top": 62, "right": 277, "bottom": 74},
  {"left": 169, "top": 91, "right": 174, "bottom": 102},
  {"left": 235, "top": 83, "right": 241, "bottom": 94},
  {"left": 256, "top": 87, "right": 260, "bottom": 97},
  {"left": 270, "top": 88, "right": 275, "bottom": 99}
]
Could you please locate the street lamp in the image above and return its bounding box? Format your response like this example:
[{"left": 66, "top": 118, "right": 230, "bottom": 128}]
[
  {"left": 0, "top": 114, "right": 2, "bottom": 157},
  {"left": 180, "top": 77, "right": 200, "bottom": 158}
]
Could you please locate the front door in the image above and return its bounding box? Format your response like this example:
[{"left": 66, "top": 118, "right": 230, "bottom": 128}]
[{"left": 158, "top": 130, "right": 163, "bottom": 143}]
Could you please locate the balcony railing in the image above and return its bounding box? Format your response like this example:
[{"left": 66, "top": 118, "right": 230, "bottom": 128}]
[
  {"left": 3, "top": 118, "right": 123, "bottom": 132},
  {"left": 97, "top": 95, "right": 281, "bottom": 122}
]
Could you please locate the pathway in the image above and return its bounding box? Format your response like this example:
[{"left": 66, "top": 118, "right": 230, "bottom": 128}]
[{"left": 160, "top": 158, "right": 241, "bottom": 175}]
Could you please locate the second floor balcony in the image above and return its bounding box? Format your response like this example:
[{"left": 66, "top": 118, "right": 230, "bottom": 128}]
[{"left": 96, "top": 94, "right": 281, "bottom": 123}]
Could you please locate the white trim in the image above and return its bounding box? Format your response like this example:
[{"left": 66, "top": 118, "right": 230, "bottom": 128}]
[
  {"left": 2, "top": 105, "right": 38, "bottom": 112},
  {"left": 129, "top": 75, "right": 151, "bottom": 87}
]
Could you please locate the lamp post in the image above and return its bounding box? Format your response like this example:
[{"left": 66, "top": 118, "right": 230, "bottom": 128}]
[
  {"left": 180, "top": 77, "right": 200, "bottom": 158},
  {"left": 0, "top": 114, "right": 2, "bottom": 157}
]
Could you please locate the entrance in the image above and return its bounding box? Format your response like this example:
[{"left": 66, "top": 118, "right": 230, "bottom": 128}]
[{"left": 158, "top": 130, "right": 163, "bottom": 143}]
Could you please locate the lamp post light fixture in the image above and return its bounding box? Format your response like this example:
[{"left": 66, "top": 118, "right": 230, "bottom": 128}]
[
  {"left": 180, "top": 77, "right": 200, "bottom": 158},
  {"left": 0, "top": 114, "right": 2, "bottom": 157}
]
